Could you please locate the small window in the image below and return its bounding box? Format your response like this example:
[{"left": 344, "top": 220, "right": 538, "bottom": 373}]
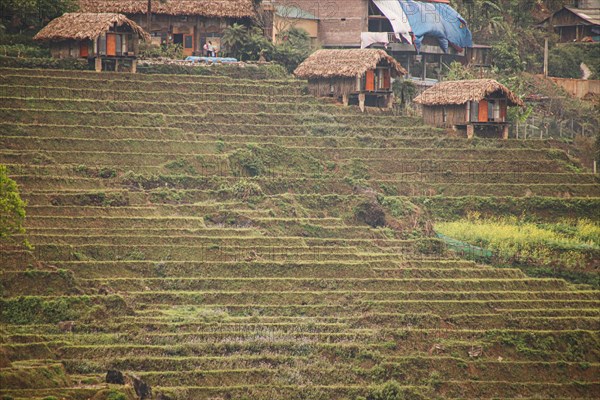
[
  {"left": 470, "top": 101, "right": 478, "bottom": 122},
  {"left": 98, "top": 34, "right": 107, "bottom": 55},
  {"left": 127, "top": 34, "right": 134, "bottom": 52},
  {"left": 184, "top": 35, "right": 193, "bottom": 49},
  {"left": 116, "top": 34, "right": 123, "bottom": 56}
]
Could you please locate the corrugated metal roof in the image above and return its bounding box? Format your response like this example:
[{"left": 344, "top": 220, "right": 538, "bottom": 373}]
[
  {"left": 275, "top": 5, "right": 318, "bottom": 20},
  {"left": 566, "top": 6, "right": 600, "bottom": 25}
]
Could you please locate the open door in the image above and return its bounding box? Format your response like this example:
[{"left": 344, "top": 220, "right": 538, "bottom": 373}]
[
  {"left": 183, "top": 34, "right": 194, "bottom": 57},
  {"left": 106, "top": 33, "right": 116, "bottom": 56}
]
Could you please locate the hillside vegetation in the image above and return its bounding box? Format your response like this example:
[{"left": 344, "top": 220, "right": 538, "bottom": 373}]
[{"left": 0, "top": 68, "right": 599, "bottom": 399}]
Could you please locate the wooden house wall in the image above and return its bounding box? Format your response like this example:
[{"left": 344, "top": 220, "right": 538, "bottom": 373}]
[
  {"left": 50, "top": 40, "right": 82, "bottom": 58},
  {"left": 308, "top": 77, "right": 358, "bottom": 98},
  {"left": 550, "top": 8, "right": 598, "bottom": 42},
  {"left": 422, "top": 104, "right": 466, "bottom": 127},
  {"left": 551, "top": 8, "right": 591, "bottom": 27},
  {"left": 130, "top": 14, "right": 231, "bottom": 54}
]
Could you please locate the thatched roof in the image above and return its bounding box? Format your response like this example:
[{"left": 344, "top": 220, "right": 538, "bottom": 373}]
[
  {"left": 413, "top": 79, "right": 524, "bottom": 107},
  {"left": 34, "top": 13, "right": 150, "bottom": 42},
  {"left": 78, "top": 0, "right": 255, "bottom": 18},
  {"left": 294, "top": 49, "right": 407, "bottom": 79}
]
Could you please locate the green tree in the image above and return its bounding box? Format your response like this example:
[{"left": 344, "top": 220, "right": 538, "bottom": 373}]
[
  {"left": 222, "top": 23, "right": 250, "bottom": 60},
  {"left": 272, "top": 28, "right": 312, "bottom": 72},
  {"left": 0, "top": 165, "right": 28, "bottom": 245},
  {"left": 1, "top": 0, "right": 75, "bottom": 30}
]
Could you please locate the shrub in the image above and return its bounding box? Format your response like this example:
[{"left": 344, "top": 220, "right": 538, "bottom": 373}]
[
  {"left": 0, "top": 44, "right": 50, "bottom": 58},
  {"left": 271, "top": 28, "right": 312, "bottom": 73},
  {"left": 354, "top": 199, "right": 386, "bottom": 228},
  {"left": 106, "top": 390, "right": 127, "bottom": 400},
  {"left": 491, "top": 40, "right": 524, "bottom": 73},
  {"left": 0, "top": 165, "right": 28, "bottom": 246},
  {"left": 138, "top": 42, "right": 183, "bottom": 59},
  {"left": 363, "top": 380, "right": 425, "bottom": 400},
  {"left": 229, "top": 147, "right": 265, "bottom": 177},
  {"left": 548, "top": 44, "right": 599, "bottom": 79},
  {"left": 230, "top": 179, "right": 264, "bottom": 200},
  {"left": 0, "top": 55, "right": 90, "bottom": 70}
]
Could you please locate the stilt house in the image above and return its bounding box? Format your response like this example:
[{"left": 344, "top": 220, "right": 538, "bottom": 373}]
[
  {"left": 34, "top": 13, "right": 150, "bottom": 72},
  {"left": 413, "top": 79, "right": 524, "bottom": 139},
  {"left": 78, "top": 0, "right": 255, "bottom": 57},
  {"left": 294, "top": 49, "right": 407, "bottom": 110}
]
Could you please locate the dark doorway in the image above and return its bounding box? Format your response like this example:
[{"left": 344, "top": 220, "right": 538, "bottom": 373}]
[{"left": 173, "top": 33, "right": 183, "bottom": 45}]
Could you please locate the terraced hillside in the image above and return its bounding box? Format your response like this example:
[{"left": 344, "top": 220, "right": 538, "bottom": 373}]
[{"left": 1, "top": 67, "right": 599, "bottom": 400}]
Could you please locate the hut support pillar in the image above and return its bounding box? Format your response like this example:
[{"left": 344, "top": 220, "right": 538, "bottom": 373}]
[
  {"left": 386, "top": 93, "right": 394, "bottom": 109},
  {"left": 502, "top": 125, "right": 509, "bottom": 140},
  {"left": 466, "top": 124, "right": 474, "bottom": 139},
  {"left": 358, "top": 93, "right": 366, "bottom": 112},
  {"left": 95, "top": 57, "right": 102, "bottom": 72},
  {"left": 131, "top": 59, "right": 137, "bottom": 74},
  {"left": 342, "top": 94, "right": 349, "bottom": 106}
]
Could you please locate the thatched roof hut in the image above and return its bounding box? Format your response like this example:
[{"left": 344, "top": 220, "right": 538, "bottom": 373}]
[
  {"left": 414, "top": 79, "right": 524, "bottom": 139},
  {"left": 78, "top": 0, "right": 255, "bottom": 18},
  {"left": 34, "top": 13, "right": 150, "bottom": 42},
  {"left": 294, "top": 49, "right": 407, "bottom": 79},
  {"left": 413, "top": 79, "right": 524, "bottom": 107}
]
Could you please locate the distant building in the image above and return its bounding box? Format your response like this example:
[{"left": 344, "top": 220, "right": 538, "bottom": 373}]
[
  {"left": 262, "top": 4, "right": 319, "bottom": 47},
  {"left": 538, "top": 0, "right": 600, "bottom": 43},
  {"left": 294, "top": 49, "right": 407, "bottom": 110},
  {"left": 78, "top": 0, "right": 255, "bottom": 57},
  {"left": 265, "top": 0, "right": 481, "bottom": 79},
  {"left": 413, "top": 79, "right": 524, "bottom": 139},
  {"left": 34, "top": 13, "right": 150, "bottom": 72}
]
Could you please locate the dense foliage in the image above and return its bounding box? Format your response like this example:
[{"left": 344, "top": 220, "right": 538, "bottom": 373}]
[
  {"left": 222, "top": 23, "right": 312, "bottom": 72},
  {"left": 0, "top": 165, "right": 28, "bottom": 245},
  {"left": 548, "top": 43, "right": 600, "bottom": 79},
  {"left": 0, "top": 0, "right": 75, "bottom": 30},
  {"left": 453, "top": 0, "right": 561, "bottom": 74},
  {"left": 138, "top": 43, "right": 183, "bottom": 60}
]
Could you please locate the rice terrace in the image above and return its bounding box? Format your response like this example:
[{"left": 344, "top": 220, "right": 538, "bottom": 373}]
[{"left": 0, "top": 0, "right": 599, "bottom": 399}]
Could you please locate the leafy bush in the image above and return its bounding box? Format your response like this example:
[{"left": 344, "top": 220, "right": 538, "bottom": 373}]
[
  {"left": 354, "top": 199, "right": 386, "bottom": 228},
  {"left": 549, "top": 44, "right": 600, "bottom": 79},
  {"left": 229, "top": 179, "right": 264, "bottom": 200},
  {"left": 491, "top": 40, "right": 524, "bottom": 73},
  {"left": 106, "top": 390, "right": 127, "bottom": 400},
  {"left": 222, "top": 24, "right": 312, "bottom": 72},
  {"left": 271, "top": 28, "right": 312, "bottom": 72},
  {"left": 362, "top": 380, "right": 425, "bottom": 400},
  {"left": 229, "top": 147, "right": 265, "bottom": 177},
  {"left": 0, "top": 44, "right": 50, "bottom": 58},
  {"left": 1, "top": 0, "right": 76, "bottom": 30},
  {"left": 0, "top": 55, "right": 90, "bottom": 70},
  {"left": 0, "top": 165, "right": 28, "bottom": 246},
  {"left": 138, "top": 42, "right": 183, "bottom": 59}
]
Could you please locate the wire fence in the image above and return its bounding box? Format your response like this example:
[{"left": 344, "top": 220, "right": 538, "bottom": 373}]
[{"left": 513, "top": 116, "right": 596, "bottom": 140}]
